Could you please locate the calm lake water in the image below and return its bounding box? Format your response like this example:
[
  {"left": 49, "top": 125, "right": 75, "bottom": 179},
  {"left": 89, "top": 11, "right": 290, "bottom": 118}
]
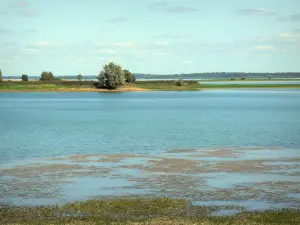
[{"left": 1, "top": 90, "right": 300, "bottom": 208}]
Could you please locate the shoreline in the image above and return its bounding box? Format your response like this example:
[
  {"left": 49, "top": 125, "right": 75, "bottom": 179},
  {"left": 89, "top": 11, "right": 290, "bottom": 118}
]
[
  {"left": 0, "top": 87, "right": 149, "bottom": 93},
  {"left": 1, "top": 86, "right": 300, "bottom": 92}
]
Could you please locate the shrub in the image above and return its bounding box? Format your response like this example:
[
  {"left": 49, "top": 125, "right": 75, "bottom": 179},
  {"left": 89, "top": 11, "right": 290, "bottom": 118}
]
[
  {"left": 40, "top": 71, "right": 55, "bottom": 81},
  {"left": 77, "top": 74, "right": 83, "bottom": 81},
  {"left": 175, "top": 79, "right": 185, "bottom": 86},
  {"left": 21, "top": 74, "right": 29, "bottom": 81},
  {"left": 124, "top": 69, "right": 136, "bottom": 83}
]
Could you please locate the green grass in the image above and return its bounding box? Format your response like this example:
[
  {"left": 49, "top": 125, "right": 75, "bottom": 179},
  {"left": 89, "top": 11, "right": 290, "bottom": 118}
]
[
  {"left": 1, "top": 80, "right": 300, "bottom": 92},
  {"left": 135, "top": 80, "right": 300, "bottom": 90},
  {"left": 135, "top": 80, "right": 201, "bottom": 91},
  {"left": 1, "top": 198, "right": 299, "bottom": 224},
  {"left": 0, "top": 81, "right": 96, "bottom": 91}
]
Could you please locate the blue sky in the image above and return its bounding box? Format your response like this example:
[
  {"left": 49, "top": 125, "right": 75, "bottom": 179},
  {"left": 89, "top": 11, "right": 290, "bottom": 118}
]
[{"left": 0, "top": 0, "right": 300, "bottom": 75}]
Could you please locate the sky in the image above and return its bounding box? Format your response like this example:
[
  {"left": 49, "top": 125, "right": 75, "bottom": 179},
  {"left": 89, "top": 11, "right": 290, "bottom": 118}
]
[{"left": 0, "top": 0, "right": 300, "bottom": 76}]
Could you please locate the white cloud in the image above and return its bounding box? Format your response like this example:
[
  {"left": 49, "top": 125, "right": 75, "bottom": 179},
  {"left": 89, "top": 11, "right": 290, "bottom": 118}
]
[
  {"left": 154, "top": 41, "right": 170, "bottom": 46},
  {"left": 252, "top": 36, "right": 272, "bottom": 42},
  {"left": 149, "top": 1, "right": 199, "bottom": 14},
  {"left": 35, "top": 41, "right": 52, "bottom": 47},
  {"left": 12, "top": 55, "right": 21, "bottom": 59},
  {"left": 249, "top": 45, "right": 276, "bottom": 51},
  {"left": 237, "top": 8, "right": 275, "bottom": 16},
  {"left": 77, "top": 58, "right": 92, "bottom": 63},
  {"left": 27, "top": 40, "right": 62, "bottom": 48},
  {"left": 279, "top": 33, "right": 297, "bottom": 41},
  {"left": 24, "top": 48, "right": 40, "bottom": 53},
  {"left": 114, "top": 42, "right": 139, "bottom": 48},
  {"left": 101, "top": 50, "right": 116, "bottom": 55},
  {"left": 152, "top": 52, "right": 168, "bottom": 56}
]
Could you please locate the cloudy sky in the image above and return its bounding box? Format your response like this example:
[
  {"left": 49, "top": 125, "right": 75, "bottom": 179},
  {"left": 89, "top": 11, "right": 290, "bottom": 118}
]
[{"left": 0, "top": 0, "right": 300, "bottom": 75}]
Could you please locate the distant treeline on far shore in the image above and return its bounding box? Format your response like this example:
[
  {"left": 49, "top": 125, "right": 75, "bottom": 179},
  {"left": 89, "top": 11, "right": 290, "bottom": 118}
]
[{"left": 3, "top": 72, "right": 300, "bottom": 80}]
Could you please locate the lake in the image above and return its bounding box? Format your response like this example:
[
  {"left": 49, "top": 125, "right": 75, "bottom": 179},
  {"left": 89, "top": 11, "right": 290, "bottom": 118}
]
[{"left": 1, "top": 90, "right": 300, "bottom": 209}]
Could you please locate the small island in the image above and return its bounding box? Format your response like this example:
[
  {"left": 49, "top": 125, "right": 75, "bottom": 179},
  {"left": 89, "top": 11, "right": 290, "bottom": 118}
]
[{"left": 1, "top": 64, "right": 300, "bottom": 92}]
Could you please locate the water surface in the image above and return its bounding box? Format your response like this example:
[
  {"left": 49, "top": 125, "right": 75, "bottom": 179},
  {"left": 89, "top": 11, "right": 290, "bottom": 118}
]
[{"left": 0, "top": 90, "right": 300, "bottom": 209}]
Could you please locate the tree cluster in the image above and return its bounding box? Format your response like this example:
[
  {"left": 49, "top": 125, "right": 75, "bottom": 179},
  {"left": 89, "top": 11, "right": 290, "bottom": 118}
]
[
  {"left": 40, "top": 71, "right": 55, "bottom": 81},
  {"left": 97, "top": 62, "right": 135, "bottom": 89}
]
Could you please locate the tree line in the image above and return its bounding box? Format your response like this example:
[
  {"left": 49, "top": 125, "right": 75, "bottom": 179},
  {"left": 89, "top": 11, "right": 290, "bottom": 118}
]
[{"left": 0, "top": 62, "right": 136, "bottom": 90}]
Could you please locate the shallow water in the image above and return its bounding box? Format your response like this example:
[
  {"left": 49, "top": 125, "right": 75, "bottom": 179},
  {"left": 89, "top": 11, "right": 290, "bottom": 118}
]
[{"left": 0, "top": 90, "right": 300, "bottom": 209}]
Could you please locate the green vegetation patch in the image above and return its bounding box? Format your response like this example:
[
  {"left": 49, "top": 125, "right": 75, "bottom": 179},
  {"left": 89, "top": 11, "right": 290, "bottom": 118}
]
[
  {"left": 135, "top": 80, "right": 201, "bottom": 91},
  {"left": 1, "top": 198, "right": 299, "bottom": 224},
  {"left": 1, "top": 80, "right": 300, "bottom": 92},
  {"left": 0, "top": 81, "right": 97, "bottom": 91}
]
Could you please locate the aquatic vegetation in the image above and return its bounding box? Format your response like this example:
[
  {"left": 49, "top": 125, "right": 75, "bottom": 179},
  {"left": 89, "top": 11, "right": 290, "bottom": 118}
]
[
  {"left": 1, "top": 148, "right": 300, "bottom": 207},
  {"left": 1, "top": 198, "right": 299, "bottom": 224}
]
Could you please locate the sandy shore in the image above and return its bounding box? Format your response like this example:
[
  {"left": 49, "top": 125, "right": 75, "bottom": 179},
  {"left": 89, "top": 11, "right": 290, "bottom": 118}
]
[{"left": 0, "top": 86, "right": 149, "bottom": 92}]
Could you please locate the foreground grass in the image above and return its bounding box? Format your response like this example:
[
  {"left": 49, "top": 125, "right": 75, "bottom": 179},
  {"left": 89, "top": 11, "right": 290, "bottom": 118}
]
[
  {"left": 1, "top": 198, "right": 299, "bottom": 224},
  {"left": 1, "top": 80, "right": 300, "bottom": 92}
]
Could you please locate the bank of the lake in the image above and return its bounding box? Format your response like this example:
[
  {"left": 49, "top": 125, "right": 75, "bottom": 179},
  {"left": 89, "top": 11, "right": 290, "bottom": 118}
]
[{"left": 1, "top": 80, "right": 300, "bottom": 92}]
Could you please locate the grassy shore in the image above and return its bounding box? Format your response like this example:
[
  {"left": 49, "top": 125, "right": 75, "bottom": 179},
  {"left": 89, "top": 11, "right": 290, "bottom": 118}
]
[
  {"left": 1, "top": 198, "right": 299, "bottom": 224},
  {"left": 136, "top": 80, "right": 300, "bottom": 90},
  {"left": 1, "top": 80, "right": 300, "bottom": 92}
]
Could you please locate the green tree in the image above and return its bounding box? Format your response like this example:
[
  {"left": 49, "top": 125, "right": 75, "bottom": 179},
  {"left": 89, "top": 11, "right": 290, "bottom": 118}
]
[
  {"left": 77, "top": 74, "right": 83, "bottom": 82},
  {"left": 175, "top": 78, "right": 185, "bottom": 86},
  {"left": 21, "top": 74, "right": 29, "bottom": 81},
  {"left": 0, "top": 69, "right": 2, "bottom": 82},
  {"left": 123, "top": 69, "right": 136, "bottom": 83},
  {"left": 98, "top": 62, "right": 125, "bottom": 89},
  {"left": 40, "top": 71, "right": 55, "bottom": 81}
]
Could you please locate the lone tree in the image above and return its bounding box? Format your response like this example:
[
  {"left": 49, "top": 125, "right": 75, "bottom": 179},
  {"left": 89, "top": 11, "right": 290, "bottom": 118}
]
[
  {"left": 0, "top": 69, "right": 2, "bottom": 82},
  {"left": 40, "top": 71, "right": 55, "bottom": 81},
  {"left": 21, "top": 74, "right": 29, "bottom": 81},
  {"left": 98, "top": 62, "right": 125, "bottom": 89},
  {"left": 77, "top": 74, "right": 83, "bottom": 82},
  {"left": 175, "top": 78, "right": 185, "bottom": 86},
  {"left": 123, "top": 69, "right": 136, "bottom": 83}
]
